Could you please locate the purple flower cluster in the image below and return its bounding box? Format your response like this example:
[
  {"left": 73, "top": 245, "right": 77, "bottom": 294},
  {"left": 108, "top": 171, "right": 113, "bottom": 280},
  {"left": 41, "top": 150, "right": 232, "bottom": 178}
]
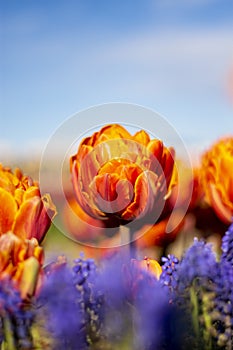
[
  {"left": 0, "top": 282, "right": 34, "bottom": 349},
  {"left": 39, "top": 258, "right": 97, "bottom": 350},
  {"left": 159, "top": 222, "right": 233, "bottom": 349},
  {"left": 40, "top": 253, "right": 197, "bottom": 349},
  {"left": 160, "top": 254, "right": 179, "bottom": 296},
  {"left": 221, "top": 223, "right": 233, "bottom": 264},
  {"left": 213, "top": 223, "right": 233, "bottom": 347}
]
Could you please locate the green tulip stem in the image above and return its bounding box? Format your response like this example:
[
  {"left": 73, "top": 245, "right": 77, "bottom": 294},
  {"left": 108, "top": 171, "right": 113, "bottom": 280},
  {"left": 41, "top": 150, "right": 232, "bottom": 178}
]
[
  {"left": 202, "top": 291, "right": 214, "bottom": 350},
  {"left": 190, "top": 284, "right": 200, "bottom": 338},
  {"left": 2, "top": 314, "right": 17, "bottom": 350},
  {"left": 120, "top": 226, "right": 136, "bottom": 258}
]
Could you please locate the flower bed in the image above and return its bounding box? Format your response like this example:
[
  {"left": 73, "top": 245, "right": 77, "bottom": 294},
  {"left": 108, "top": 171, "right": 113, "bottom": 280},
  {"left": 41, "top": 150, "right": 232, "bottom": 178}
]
[{"left": 0, "top": 124, "right": 232, "bottom": 349}]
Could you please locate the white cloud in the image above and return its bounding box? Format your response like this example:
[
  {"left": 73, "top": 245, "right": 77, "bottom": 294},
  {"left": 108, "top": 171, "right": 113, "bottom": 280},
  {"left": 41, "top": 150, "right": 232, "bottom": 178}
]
[{"left": 93, "top": 25, "right": 233, "bottom": 94}]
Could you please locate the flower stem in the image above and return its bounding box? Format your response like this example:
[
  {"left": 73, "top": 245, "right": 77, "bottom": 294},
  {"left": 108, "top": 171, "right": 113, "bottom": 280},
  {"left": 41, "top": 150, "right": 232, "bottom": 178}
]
[
  {"left": 190, "top": 284, "right": 200, "bottom": 338},
  {"left": 120, "top": 226, "right": 136, "bottom": 258},
  {"left": 129, "top": 228, "right": 136, "bottom": 258},
  {"left": 2, "top": 314, "right": 17, "bottom": 350}
]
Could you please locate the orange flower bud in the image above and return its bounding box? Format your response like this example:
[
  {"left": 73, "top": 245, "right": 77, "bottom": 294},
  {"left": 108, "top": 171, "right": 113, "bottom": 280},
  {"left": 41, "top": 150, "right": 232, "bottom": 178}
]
[
  {"left": 0, "top": 164, "right": 57, "bottom": 242},
  {"left": 70, "top": 124, "right": 176, "bottom": 227},
  {"left": 200, "top": 137, "right": 233, "bottom": 224},
  {"left": 132, "top": 257, "right": 162, "bottom": 279},
  {"left": 0, "top": 232, "right": 44, "bottom": 298}
]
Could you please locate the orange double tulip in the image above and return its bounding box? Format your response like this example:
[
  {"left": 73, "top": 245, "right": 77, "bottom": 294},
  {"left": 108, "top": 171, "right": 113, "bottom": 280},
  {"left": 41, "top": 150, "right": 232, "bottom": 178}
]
[
  {"left": 0, "top": 164, "right": 56, "bottom": 242},
  {"left": 70, "top": 124, "right": 177, "bottom": 227},
  {"left": 200, "top": 137, "right": 233, "bottom": 224}
]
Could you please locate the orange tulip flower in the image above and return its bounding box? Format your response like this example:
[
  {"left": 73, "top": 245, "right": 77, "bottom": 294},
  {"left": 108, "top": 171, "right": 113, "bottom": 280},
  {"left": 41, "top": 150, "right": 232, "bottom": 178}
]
[
  {"left": 0, "top": 232, "right": 44, "bottom": 299},
  {"left": 200, "top": 137, "right": 233, "bottom": 224},
  {"left": 0, "top": 164, "right": 56, "bottom": 242},
  {"left": 70, "top": 124, "right": 177, "bottom": 227}
]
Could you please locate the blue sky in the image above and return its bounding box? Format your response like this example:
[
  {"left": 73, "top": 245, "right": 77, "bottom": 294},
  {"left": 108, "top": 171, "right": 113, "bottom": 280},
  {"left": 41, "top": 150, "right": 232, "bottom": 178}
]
[{"left": 1, "top": 0, "right": 233, "bottom": 160}]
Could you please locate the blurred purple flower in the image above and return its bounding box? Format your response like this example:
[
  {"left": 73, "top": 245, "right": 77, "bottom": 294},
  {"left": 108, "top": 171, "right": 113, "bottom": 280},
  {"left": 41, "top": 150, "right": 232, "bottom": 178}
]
[
  {"left": 221, "top": 222, "right": 233, "bottom": 264},
  {"left": 213, "top": 222, "right": 233, "bottom": 347},
  {"left": 177, "top": 238, "right": 217, "bottom": 292},
  {"left": 40, "top": 265, "right": 87, "bottom": 350},
  {"left": 0, "top": 281, "right": 34, "bottom": 349}
]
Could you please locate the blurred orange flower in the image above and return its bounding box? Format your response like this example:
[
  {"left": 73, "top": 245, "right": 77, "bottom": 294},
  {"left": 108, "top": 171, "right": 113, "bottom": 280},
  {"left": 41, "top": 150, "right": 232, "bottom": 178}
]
[
  {"left": 200, "top": 137, "right": 233, "bottom": 224},
  {"left": 131, "top": 257, "right": 162, "bottom": 279},
  {"left": 0, "top": 164, "right": 57, "bottom": 242},
  {"left": 0, "top": 232, "right": 44, "bottom": 299},
  {"left": 70, "top": 124, "right": 177, "bottom": 227},
  {"left": 62, "top": 195, "right": 107, "bottom": 242},
  {"left": 135, "top": 214, "right": 184, "bottom": 249}
]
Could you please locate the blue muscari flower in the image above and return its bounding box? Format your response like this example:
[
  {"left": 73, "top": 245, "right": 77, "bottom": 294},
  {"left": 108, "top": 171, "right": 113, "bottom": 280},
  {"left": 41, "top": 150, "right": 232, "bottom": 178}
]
[
  {"left": 177, "top": 238, "right": 217, "bottom": 291},
  {"left": 135, "top": 270, "right": 167, "bottom": 349},
  {"left": 211, "top": 260, "right": 233, "bottom": 348},
  {"left": 160, "top": 239, "right": 219, "bottom": 348},
  {"left": 212, "top": 223, "right": 233, "bottom": 347},
  {"left": 0, "top": 281, "right": 34, "bottom": 349},
  {"left": 221, "top": 222, "right": 233, "bottom": 265},
  {"left": 72, "top": 256, "right": 102, "bottom": 343},
  {"left": 93, "top": 255, "right": 130, "bottom": 344},
  {"left": 160, "top": 254, "right": 179, "bottom": 296},
  {"left": 40, "top": 264, "right": 87, "bottom": 350}
]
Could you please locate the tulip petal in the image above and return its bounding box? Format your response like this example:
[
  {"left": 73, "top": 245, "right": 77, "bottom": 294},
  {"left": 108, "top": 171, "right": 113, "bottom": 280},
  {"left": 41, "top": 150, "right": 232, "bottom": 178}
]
[
  {"left": 220, "top": 155, "right": 233, "bottom": 202},
  {"left": 0, "top": 169, "right": 16, "bottom": 193},
  {"left": 209, "top": 184, "right": 232, "bottom": 224},
  {"left": 13, "top": 195, "right": 55, "bottom": 242},
  {"left": 121, "top": 171, "right": 150, "bottom": 221},
  {"left": 92, "top": 174, "right": 134, "bottom": 215},
  {"left": 162, "top": 147, "right": 175, "bottom": 182},
  {"left": 133, "top": 130, "right": 150, "bottom": 146},
  {"left": 19, "top": 257, "right": 40, "bottom": 300},
  {"left": 23, "top": 186, "right": 41, "bottom": 200},
  {"left": 122, "top": 170, "right": 167, "bottom": 221},
  {"left": 76, "top": 145, "right": 93, "bottom": 164},
  {"left": 147, "top": 139, "right": 164, "bottom": 172},
  {"left": 96, "top": 124, "right": 132, "bottom": 145},
  {"left": 0, "top": 188, "right": 17, "bottom": 234},
  {"left": 94, "top": 173, "right": 118, "bottom": 202},
  {"left": 71, "top": 161, "right": 104, "bottom": 219},
  {"left": 147, "top": 139, "right": 163, "bottom": 161},
  {"left": 13, "top": 197, "right": 41, "bottom": 240}
]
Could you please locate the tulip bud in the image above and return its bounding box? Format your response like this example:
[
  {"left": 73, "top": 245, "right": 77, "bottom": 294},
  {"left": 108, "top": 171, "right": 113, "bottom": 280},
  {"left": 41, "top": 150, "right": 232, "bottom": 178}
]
[{"left": 0, "top": 163, "right": 56, "bottom": 242}]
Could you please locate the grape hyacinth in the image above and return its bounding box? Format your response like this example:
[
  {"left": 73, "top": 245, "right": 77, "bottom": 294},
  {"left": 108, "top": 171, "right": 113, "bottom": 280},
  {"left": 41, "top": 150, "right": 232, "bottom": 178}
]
[
  {"left": 221, "top": 223, "right": 233, "bottom": 265},
  {"left": 37, "top": 256, "right": 99, "bottom": 350},
  {"left": 213, "top": 222, "right": 233, "bottom": 348},
  {"left": 0, "top": 281, "right": 34, "bottom": 349},
  {"left": 72, "top": 256, "right": 103, "bottom": 345},
  {"left": 160, "top": 254, "right": 179, "bottom": 297}
]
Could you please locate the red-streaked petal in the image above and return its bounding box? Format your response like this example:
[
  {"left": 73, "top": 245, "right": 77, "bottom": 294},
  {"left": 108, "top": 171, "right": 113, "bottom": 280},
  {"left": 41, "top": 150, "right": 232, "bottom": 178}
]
[
  {"left": 12, "top": 195, "right": 55, "bottom": 242},
  {"left": 147, "top": 139, "right": 163, "bottom": 161},
  {"left": 121, "top": 172, "right": 150, "bottom": 221}
]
